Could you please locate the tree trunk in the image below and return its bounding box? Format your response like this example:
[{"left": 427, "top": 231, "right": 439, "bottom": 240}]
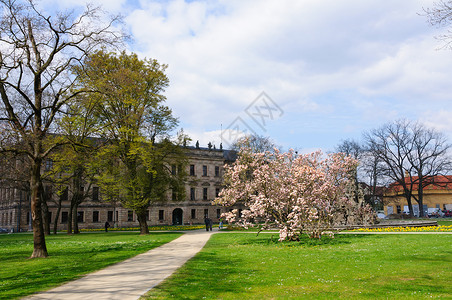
[
  {"left": 137, "top": 211, "right": 149, "bottom": 235},
  {"left": 73, "top": 203, "right": 80, "bottom": 234},
  {"left": 41, "top": 198, "right": 51, "bottom": 235},
  {"left": 404, "top": 189, "right": 414, "bottom": 217},
  {"left": 40, "top": 182, "right": 50, "bottom": 235},
  {"left": 418, "top": 183, "right": 425, "bottom": 218},
  {"left": 72, "top": 170, "right": 83, "bottom": 234},
  {"left": 53, "top": 198, "right": 62, "bottom": 235},
  {"left": 30, "top": 158, "right": 48, "bottom": 258},
  {"left": 67, "top": 200, "right": 73, "bottom": 235},
  {"left": 353, "top": 169, "right": 360, "bottom": 204},
  {"left": 371, "top": 161, "right": 378, "bottom": 207}
]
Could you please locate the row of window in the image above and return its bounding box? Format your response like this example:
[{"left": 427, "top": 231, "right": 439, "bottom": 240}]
[
  {"left": 45, "top": 159, "right": 223, "bottom": 177},
  {"left": 0, "top": 207, "right": 224, "bottom": 226},
  {"left": 0, "top": 188, "right": 15, "bottom": 203},
  {"left": 189, "top": 187, "right": 220, "bottom": 201},
  {"left": 127, "top": 208, "right": 221, "bottom": 221},
  {"left": 189, "top": 165, "right": 221, "bottom": 177},
  {"left": 42, "top": 186, "right": 100, "bottom": 202},
  {"left": 42, "top": 181, "right": 219, "bottom": 204},
  {"left": 391, "top": 203, "right": 447, "bottom": 214},
  {"left": 55, "top": 211, "right": 109, "bottom": 224},
  {"left": 5, "top": 208, "right": 223, "bottom": 225},
  {"left": 0, "top": 211, "right": 13, "bottom": 226},
  {"left": 191, "top": 208, "right": 222, "bottom": 219}
]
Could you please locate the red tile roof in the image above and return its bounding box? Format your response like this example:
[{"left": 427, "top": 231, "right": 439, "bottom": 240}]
[{"left": 388, "top": 175, "right": 452, "bottom": 192}]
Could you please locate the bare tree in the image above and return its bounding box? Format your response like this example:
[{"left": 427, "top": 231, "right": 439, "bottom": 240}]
[
  {"left": 423, "top": 0, "right": 452, "bottom": 49},
  {"left": 406, "top": 123, "right": 452, "bottom": 216},
  {"left": 336, "top": 139, "right": 363, "bottom": 160},
  {"left": 0, "top": 0, "right": 125, "bottom": 258},
  {"left": 231, "top": 134, "right": 279, "bottom": 153},
  {"left": 336, "top": 139, "right": 388, "bottom": 209},
  {"left": 336, "top": 139, "right": 363, "bottom": 204},
  {"left": 364, "top": 119, "right": 452, "bottom": 217},
  {"left": 360, "top": 149, "right": 386, "bottom": 208},
  {"left": 364, "top": 120, "right": 416, "bottom": 216}
]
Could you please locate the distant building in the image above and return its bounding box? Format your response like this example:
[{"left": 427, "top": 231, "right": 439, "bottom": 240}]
[
  {"left": 383, "top": 175, "right": 452, "bottom": 216},
  {"left": 0, "top": 145, "right": 241, "bottom": 232}
]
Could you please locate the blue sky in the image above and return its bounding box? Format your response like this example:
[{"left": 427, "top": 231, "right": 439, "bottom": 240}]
[{"left": 43, "top": 0, "right": 452, "bottom": 152}]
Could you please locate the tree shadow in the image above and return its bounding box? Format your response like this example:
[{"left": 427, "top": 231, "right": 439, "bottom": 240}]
[
  {"left": 148, "top": 250, "right": 250, "bottom": 299},
  {"left": 236, "top": 232, "right": 371, "bottom": 248}
]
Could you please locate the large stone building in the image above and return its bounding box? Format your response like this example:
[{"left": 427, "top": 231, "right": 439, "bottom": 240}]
[
  {"left": 0, "top": 145, "right": 238, "bottom": 232},
  {"left": 383, "top": 175, "right": 452, "bottom": 216}
]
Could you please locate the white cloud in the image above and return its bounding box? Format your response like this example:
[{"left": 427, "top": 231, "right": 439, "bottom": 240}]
[
  {"left": 34, "top": 0, "right": 452, "bottom": 149},
  {"left": 184, "top": 129, "right": 225, "bottom": 148},
  {"left": 421, "top": 110, "right": 452, "bottom": 136}
]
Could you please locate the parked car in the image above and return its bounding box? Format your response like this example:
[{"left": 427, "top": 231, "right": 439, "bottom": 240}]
[
  {"left": 428, "top": 208, "right": 444, "bottom": 218},
  {"left": 377, "top": 212, "right": 386, "bottom": 219}
]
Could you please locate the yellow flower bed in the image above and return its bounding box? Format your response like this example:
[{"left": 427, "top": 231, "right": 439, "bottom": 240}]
[
  {"left": 78, "top": 225, "right": 206, "bottom": 232},
  {"left": 353, "top": 225, "right": 452, "bottom": 232}
]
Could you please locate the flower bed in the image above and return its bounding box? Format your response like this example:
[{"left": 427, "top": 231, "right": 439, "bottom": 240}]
[{"left": 352, "top": 224, "right": 452, "bottom": 232}]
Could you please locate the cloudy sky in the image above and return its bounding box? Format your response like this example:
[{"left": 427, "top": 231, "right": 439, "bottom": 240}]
[{"left": 43, "top": 0, "right": 452, "bottom": 151}]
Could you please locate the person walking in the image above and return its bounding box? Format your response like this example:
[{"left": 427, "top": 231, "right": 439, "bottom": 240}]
[
  {"left": 105, "top": 221, "right": 110, "bottom": 232},
  {"left": 204, "top": 217, "right": 209, "bottom": 231},
  {"left": 209, "top": 218, "right": 213, "bottom": 231}
]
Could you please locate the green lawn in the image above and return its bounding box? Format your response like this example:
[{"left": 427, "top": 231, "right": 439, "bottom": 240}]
[
  {"left": 437, "top": 219, "right": 452, "bottom": 226},
  {"left": 0, "top": 232, "right": 182, "bottom": 300},
  {"left": 144, "top": 233, "right": 452, "bottom": 299}
]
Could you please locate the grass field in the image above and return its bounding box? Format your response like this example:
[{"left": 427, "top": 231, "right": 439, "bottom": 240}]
[
  {"left": 437, "top": 219, "right": 452, "bottom": 226},
  {"left": 144, "top": 233, "right": 452, "bottom": 299},
  {"left": 0, "top": 232, "right": 182, "bottom": 300}
]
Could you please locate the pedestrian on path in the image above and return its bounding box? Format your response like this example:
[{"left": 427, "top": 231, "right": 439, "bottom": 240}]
[
  {"left": 105, "top": 221, "right": 110, "bottom": 232},
  {"left": 209, "top": 218, "right": 213, "bottom": 231},
  {"left": 204, "top": 216, "right": 209, "bottom": 231}
]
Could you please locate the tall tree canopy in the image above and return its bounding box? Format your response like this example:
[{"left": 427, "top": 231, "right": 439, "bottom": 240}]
[
  {"left": 76, "top": 50, "right": 188, "bottom": 234},
  {"left": 0, "top": 0, "right": 124, "bottom": 257}
]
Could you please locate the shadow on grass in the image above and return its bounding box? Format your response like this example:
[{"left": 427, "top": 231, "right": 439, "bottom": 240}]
[
  {"left": 147, "top": 250, "right": 250, "bottom": 299},
  {"left": 381, "top": 280, "right": 452, "bottom": 297},
  {"left": 235, "top": 232, "right": 371, "bottom": 248},
  {"left": 400, "top": 251, "right": 452, "bottom": 263}
]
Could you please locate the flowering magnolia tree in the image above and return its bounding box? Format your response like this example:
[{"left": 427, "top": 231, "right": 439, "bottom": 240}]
[{"left": 214, "top": 147, "right": 374, "bottom": 241}]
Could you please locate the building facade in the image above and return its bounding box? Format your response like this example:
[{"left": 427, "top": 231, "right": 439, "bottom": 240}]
[
  {"left": 0, "top": 145, "right": 239, "bottom": 232},
  {"left": 383, "top": 175, "right": 452, "bottom": 216}
]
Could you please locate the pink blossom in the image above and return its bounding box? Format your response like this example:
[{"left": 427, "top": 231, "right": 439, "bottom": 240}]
[{"left": 213, "top": 146, "right": 373, "bottom": 240}]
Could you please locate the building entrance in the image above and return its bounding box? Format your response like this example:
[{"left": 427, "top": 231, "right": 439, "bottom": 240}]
[{"left": 172, "top": 208, "right": 183, "bottom": 225}]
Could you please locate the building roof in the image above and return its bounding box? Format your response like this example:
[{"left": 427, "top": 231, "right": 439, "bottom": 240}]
[
  {"left": 222, "top": 149, "right": 237, "bottom": 162},
  {"left": 387, "top": 175, "right": 452, "bottom": 192}
]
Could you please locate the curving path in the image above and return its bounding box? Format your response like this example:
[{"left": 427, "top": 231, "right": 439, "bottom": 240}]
[{"left": 24, "top": 229, "right": 216, "bottom": 300}]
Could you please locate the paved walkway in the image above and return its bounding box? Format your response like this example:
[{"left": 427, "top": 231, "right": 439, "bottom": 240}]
[{"left": 25, "top": 229, "right": 215, "bottom": 300}]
